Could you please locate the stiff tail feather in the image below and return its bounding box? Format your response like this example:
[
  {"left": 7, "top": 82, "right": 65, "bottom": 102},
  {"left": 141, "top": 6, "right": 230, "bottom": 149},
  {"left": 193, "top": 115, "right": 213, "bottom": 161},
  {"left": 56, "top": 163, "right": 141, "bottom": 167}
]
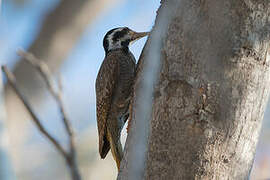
[{"left": 107, "top": 131, "right": 123, "bottom": 171}]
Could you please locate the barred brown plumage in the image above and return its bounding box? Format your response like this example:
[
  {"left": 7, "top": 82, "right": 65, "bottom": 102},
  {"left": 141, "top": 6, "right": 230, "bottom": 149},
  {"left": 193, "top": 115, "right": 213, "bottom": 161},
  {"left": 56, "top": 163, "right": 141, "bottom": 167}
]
[{"left": 95, "top": 27, "right": 148, "bottom": 170}]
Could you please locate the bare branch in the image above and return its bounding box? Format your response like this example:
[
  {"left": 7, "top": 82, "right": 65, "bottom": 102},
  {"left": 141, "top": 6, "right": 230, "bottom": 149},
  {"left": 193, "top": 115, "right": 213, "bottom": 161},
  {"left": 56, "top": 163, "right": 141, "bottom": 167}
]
[
  {"left": 1, "top": 65, "right": 67, "bottom": 158},
  {"left": 16, "top": 50, "right": 81, "bottom": 180},
  {"left": 57, "top": 73, "right": 64, "bottom": 93},
  {"left": 17, "top": 50, "right": 74, "bottom": 141}
]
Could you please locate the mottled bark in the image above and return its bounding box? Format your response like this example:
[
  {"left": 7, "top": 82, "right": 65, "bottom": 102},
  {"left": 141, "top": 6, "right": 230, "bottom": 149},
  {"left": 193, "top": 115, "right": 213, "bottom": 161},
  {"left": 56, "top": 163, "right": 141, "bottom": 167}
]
[{"left": 119, "top": 0, "right": 270, "bottom": 179}]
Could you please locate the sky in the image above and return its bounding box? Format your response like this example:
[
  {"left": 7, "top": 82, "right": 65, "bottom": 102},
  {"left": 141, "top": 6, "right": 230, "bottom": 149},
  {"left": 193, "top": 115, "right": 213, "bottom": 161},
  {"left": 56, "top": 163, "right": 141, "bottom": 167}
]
[
  {"left": 0, "top": 0, "right": 160, "bottom": 131},
  {"left": 60, "top": 0, "right": 160, "bottom": 130},
  {"left": 0, "top": 0, "right": 160, "bottom": 178}
]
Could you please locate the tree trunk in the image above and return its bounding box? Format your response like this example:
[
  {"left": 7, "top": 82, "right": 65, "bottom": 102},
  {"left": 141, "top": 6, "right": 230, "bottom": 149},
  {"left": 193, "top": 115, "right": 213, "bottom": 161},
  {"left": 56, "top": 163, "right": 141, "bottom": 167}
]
[{"left": 119, "top": 0, "right": 270, "bottom": 179}]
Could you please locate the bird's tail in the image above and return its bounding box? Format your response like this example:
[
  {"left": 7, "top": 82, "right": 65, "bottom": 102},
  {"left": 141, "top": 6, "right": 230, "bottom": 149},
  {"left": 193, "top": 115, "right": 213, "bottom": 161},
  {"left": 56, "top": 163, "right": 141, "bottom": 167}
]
[{"left": 107, "top": 131, "right": 123, "bottom": 171}]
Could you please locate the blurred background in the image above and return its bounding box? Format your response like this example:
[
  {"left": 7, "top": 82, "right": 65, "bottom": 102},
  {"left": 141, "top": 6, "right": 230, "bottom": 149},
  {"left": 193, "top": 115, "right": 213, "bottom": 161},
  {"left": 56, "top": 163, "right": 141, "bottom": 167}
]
[{"left": 0, "top": 0, "right": 269, "bottom": 179}]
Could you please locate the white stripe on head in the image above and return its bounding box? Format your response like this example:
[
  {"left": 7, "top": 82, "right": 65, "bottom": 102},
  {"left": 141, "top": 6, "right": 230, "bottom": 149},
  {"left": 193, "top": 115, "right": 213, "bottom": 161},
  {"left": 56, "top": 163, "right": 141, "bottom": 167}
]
[{"left": 107, "top": 28, "right": 129, "bottom": 51}]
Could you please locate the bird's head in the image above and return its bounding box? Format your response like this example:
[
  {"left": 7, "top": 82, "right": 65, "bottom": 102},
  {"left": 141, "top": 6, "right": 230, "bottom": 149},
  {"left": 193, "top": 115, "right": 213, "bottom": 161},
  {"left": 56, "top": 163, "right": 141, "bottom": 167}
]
[{"left": 103, "top": 27, "right": 149, "bottom": 54}]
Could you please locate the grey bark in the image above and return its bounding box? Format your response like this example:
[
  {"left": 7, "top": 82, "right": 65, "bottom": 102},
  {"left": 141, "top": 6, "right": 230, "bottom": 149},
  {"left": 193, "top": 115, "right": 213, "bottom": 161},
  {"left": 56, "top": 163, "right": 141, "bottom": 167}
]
[{"left": 119, "top": 0, "right": 270, "bottom": 179}]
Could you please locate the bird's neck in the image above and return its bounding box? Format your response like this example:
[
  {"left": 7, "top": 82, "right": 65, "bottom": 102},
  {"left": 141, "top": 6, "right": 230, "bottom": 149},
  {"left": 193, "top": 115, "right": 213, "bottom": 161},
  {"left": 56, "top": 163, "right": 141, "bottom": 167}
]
[{"left": 106, "top": 47, "right": 130, "bottom": 56}]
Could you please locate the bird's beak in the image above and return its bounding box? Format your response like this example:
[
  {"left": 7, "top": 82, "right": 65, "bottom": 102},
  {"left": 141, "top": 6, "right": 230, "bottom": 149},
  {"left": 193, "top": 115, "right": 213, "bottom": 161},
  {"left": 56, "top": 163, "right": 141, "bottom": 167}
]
[{"left": 130, "top": 31, "right": 149, "bottom": 42}]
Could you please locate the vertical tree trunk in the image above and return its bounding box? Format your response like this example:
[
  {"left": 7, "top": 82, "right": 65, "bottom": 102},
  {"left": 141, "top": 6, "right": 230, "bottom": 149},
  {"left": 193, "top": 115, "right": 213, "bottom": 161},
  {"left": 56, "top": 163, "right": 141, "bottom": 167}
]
[{"left": 119, "top": 0, "right": 270, "bottom": 179}]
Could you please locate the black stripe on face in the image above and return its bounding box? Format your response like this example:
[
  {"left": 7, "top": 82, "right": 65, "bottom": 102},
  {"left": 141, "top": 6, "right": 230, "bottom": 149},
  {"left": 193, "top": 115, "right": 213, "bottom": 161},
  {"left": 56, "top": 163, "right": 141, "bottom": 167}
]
[
  {"left": 121, "top": 39, "right": 130, "bottom": 47},
  {"left": 112, "top": 28, "right": 129, "bottom": 42},
  {"left": 103, "top": 38, "right": 109, "bottom": 53},
  {"left": 103, "top": 27, "right": 130, "bottom": 54}
]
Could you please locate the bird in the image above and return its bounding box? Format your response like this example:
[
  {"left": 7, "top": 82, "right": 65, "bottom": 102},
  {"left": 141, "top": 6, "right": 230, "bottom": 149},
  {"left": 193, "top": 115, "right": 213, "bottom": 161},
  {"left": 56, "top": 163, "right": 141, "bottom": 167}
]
[{"left": 95, "top": 27, "right": 148, "bottom": 170}]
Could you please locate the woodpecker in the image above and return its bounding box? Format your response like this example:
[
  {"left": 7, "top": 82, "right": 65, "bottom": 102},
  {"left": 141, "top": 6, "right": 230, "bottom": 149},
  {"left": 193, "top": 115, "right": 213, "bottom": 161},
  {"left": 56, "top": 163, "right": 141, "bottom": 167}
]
[{"left": 95, "top": 27, "right": 148, "bottom": 170}]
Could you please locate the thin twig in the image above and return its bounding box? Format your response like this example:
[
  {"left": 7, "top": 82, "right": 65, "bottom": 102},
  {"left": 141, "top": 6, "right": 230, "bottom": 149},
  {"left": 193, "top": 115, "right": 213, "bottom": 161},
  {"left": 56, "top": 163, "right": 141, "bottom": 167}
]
[
  {"left": 57, "top": 73, "right": 64, "bottom": 93},
  {"left": 1, "top": 66, "right": 67, "bottom": 158},
  {"left": 17, "top": 50, "right": 74, "bottom": 137},
  {"left": 17, "top": 50, "right": 81, "bottom": 180}
]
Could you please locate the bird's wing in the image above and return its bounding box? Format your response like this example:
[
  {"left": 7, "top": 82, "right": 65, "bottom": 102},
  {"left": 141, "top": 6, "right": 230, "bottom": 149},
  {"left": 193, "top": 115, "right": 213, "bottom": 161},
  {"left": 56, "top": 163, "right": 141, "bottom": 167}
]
[{"left": 95, "top": 53, "right": 119, "bottom": 158}]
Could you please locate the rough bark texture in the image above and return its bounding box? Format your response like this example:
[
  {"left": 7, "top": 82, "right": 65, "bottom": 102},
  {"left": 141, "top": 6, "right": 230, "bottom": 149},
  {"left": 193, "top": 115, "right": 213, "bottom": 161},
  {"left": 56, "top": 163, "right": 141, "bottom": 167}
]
[{"left": 119, "top": 0, "right": 270, "bottom": 179}]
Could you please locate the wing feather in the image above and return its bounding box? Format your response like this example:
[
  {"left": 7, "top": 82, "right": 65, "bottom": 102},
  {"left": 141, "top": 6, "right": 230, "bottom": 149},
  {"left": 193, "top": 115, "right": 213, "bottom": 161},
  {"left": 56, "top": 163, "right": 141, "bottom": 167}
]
[{"left": 95, "top": 53, "right": 119, "bottom": 158}]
